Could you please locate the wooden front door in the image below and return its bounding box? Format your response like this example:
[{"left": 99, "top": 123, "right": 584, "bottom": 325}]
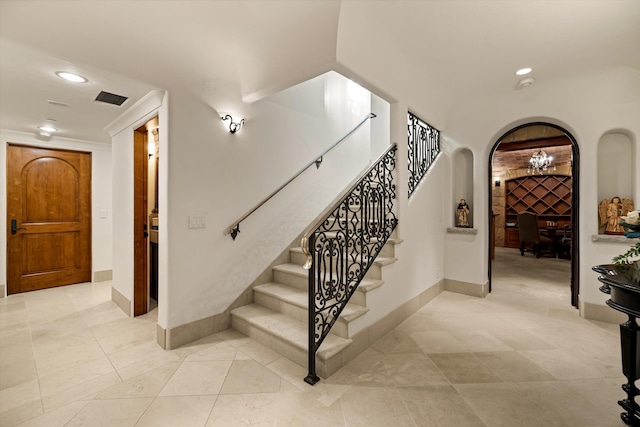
[{"left": 7, "top": 145, "right": 91, "bottom": 294}]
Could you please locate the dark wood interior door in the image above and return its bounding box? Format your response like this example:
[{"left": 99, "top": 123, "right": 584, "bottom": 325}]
[
  {"left": 133, "top": 127, "right": 148, "bottom": 315},
  {"left": 7, "top": 144, "right": 91, "bottom": 294}
]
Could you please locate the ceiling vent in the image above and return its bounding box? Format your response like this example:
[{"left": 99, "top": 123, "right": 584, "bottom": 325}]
[{"left": 95, "top": 91, "right": 128, "bottom": 106}]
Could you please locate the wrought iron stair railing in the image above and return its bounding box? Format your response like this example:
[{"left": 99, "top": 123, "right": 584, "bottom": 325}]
[
  {"left": 300, "top": 143, "right": 398, "bottom": 385},
  {"left": 226, "top": 113, "right": 376, "bottom": 240}
]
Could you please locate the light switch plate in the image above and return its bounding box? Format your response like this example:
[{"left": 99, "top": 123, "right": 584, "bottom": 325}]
[{"left": 188, "top": 215, "right": 206, "bottom": 229}]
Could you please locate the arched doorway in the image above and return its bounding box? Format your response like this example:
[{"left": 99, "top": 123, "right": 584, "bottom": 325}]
[{"left": 488, "top": 123, "right": 580, "bottom": 307}]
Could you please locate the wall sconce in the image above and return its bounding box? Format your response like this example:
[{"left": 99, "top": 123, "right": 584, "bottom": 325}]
[
  {"left": 148, "top": 141, "right": 155, "bottom": 158},
  {"left": 221, "top": 114, "right": 244, "bottom": 134},
  {"left": 494, "top": 176, "right": 501, "bottom": 187}
]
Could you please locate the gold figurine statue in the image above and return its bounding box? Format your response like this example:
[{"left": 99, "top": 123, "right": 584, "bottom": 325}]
[
  {"left": 599, "top": 196, "right": 634, "bottom": 235},
  {"left": 456, "top": 199, "right": 470, "bottom": 227}
]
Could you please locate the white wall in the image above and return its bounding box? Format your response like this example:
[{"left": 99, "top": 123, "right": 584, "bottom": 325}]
[
  {"left": 345, "top": 102, "right": 448, "bottom": 331},
  {"left": 110, "top": 128, "right": 135, "bottom": 303},
  {"left": 333, "top": 1, "right": 640, "bottom": 314},
  {"left": 161, "top": 71, "right": 381, "bottom": 329},
  {"left": 453, "top": 148, "right": 474, "bottom": 228},
  {"left": 597, "top": 132, "right": 635, "bottom": 203},
  {"left": 0, "top": 130, "right": 112, "bottom": 296},
  {"left": 443, "top": 65, "right": 640, "bottom": 308}
]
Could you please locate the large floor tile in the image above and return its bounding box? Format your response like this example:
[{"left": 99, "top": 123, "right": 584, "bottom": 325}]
[
  {"left": 411, "top": 330, "right": 467, "bottom": 354},
  {"left": 135, "top": 395, "right": 217, "bottom": 427},
  {"left": 14, "top": 401, "right": 90, "bottom": 427},
  {"left": 0, "top": 379, "right": 41, "bottom": 415},
  {"left": 41, "top": 371, "right": 121, "bottom": 412},
  {"left": 275, "top": 391, "right": 346, "bottom": 427},
  {"left": 159, "top": 361, "right": 232, "bottom": 396},
  {"left": 474, "top": 351, "right": 555, "bottom": 382},
  {"left": 184, "top": 340, "right": 239, "bottom": 362},
  {"left": 96, "top": 361, "right": 180, "bottom": 399},
  {"left": 0, "top": 251, "right": 625, "bottom": 426},
  {"left": 237, "top": 340, "right": 282, "bottom": 366},
  {"left": 428, "top": 353, "right": 502, "bottom": 384},
  {"left": 65, "top": 398, "right": 153, "bottom": 427},
  {"left": 399, "top": 385, "right": 485, "bottom": 427},
  {"left": 382, "top": 353, "right": 449, "bottom": 387},
  {"left": 520, "top": 349, "right": 604, "bottom": 380},
  {"left": 38, "top": 356, "right": 116, "bottom": 398},
  {"left": 340, "top": 386, "right": 416, "bottom": 427},
  {"left": 205, "top": 392, "right": 281, "bottom": 427},
  {"left": 486, "top": 328, "right": 556, "bottom": 351},
  {"left": 90, "top": 318, "right": 156, "bottom": 355},
  {"left": 220, "top": 360, "right": 281, "bottom": 394},
  {"left": 455, "top": 381, "right": 618, "bottom": 427}
]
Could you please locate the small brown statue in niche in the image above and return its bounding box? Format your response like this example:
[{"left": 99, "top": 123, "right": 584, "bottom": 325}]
[
  {"left": 456, "top": 199, "right": 470, "bottom": 227},
  {"left": 599, "top": 196, "right": 634, "bottom": 235}
]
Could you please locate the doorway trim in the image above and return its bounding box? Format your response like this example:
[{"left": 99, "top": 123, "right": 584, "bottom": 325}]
[
  {"left": 488, "top": 122, "right": 580, "bottom": 307},
  {"left": 104, "top": 89, "right": 165, "bottom": 319}
]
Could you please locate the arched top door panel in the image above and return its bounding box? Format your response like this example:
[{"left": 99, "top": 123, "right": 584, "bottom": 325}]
[{"left": 22, "top": 157, "right": 80, "bottom": 223}]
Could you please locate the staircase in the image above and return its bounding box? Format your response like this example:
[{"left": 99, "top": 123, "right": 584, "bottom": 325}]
[{"left": 230, "top": 232, "right": 400, "bottom": 378}]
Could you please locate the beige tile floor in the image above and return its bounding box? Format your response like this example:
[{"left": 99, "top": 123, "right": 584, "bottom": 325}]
[{"left": 0, "top": 248, "right": 626, "bottom": 426}]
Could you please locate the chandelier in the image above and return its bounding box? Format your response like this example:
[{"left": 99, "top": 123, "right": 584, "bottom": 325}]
[{"left": 527, "top": 149, "right": 554, "bottom": 175}]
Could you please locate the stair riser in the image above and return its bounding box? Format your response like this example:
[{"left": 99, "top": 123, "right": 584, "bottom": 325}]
[
  {"left": 282, "top": 255, "right": 383, "bottom": 280},
  {"left": 365, "top": 264, "right": 382, "bottom": 280},
  {"left": 378, "top": 244, "right": 395, "bottom": 258},
  {"left": 254, "top": 291, "right": 349, "bottom": 338},
  {"left": 290, "top": 250, "right": 307, "bottom": 266},
  {"left": 231, "top": 314, "right": 331, "bottom": 378},
  {"left": 272, "top": 269, "right": 368, "bottom": 307},
  {"left": 274, "top": 265, "right": 376, "bottom": 287},
  {"left": 273, "top": 269, "right": 308, "bottom": 290},
  {"left": 292, "top": 239, "right": 396, "bottom": 264}
]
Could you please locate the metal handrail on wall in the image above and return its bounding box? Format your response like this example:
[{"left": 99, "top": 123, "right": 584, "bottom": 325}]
[
  {"left": 226, "top": 113, "right": 376, "bottom": 240},
  {"left": 300, "top": 143, "right": 398, "bottom": 385}
]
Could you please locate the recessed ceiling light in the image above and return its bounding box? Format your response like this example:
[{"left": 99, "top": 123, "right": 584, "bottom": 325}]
[
  {"left": 515, "top": 67, "right": 532, "bottom": 76},
  {"left": 38, "top": 125, "right": 57, "bottom": 133},
  {"left": 56, "top": 71, "right": 87, "bottom": 83}
]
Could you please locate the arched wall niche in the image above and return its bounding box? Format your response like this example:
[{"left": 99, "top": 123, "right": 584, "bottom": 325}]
[
  {"left": 452, "top": 147, "right": 474, "bottom": 227},
  {"left": 597, "top": 130, "right": 636, "bottom": 207}
]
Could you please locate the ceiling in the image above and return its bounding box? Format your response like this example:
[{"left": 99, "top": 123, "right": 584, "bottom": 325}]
[
  {"left": 1, "top": 1, "right": 639, "bottom": 144},
  {"left": 493, "top": 125, "right": 573, "bottom": 173}
]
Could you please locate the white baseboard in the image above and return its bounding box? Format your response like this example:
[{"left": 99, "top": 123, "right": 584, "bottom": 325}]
[
  {"left": 111, "top": 287, "right": 131, "bottom": 317},
  {"left": 94, "top": 270, "right": 113, "bottom": 282},
  {"left": 444, "top": 278, "right": 489, "bottom": 298},
  {"left": 580, "top": 301, "right": 626, "bottom": 324}
]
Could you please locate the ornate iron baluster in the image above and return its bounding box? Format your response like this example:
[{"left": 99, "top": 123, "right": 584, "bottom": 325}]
[
  {"left": 303, "top": 144, "right": 398, "bottom": 385},
  {"left": 408, "top": 111, "right": 440, "bottom": 198}
]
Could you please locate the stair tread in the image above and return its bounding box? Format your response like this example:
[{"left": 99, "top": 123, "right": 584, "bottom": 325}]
[
  {"left": 273, "top": 263, "right": 384, "bottom": 291},
  {"left": 254, "top": 282, "right": 369, "bottom": 321},
  {"left": 231, "top": 304, "right": 351, "bottom": 360},
  {"left": 284, "top": 252, "right": 398, "bottom": 269}
]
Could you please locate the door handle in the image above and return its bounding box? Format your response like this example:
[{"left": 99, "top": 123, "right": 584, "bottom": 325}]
[
  {"left": 11, "top": 219, "right": 26, "bottom": 235},
  {"left": 143, "top": 224, "right": 148, "bottom": 238}
]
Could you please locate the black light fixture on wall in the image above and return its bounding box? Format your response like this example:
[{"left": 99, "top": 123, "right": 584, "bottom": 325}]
[{"left": 221, "top": 114, "right": 244, "bottom": 134}]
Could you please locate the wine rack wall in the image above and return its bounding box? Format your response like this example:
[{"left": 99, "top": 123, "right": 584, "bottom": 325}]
[
  {"left": 503, "top": 175, "right": 572, "bottom": 248},
  {"left": 506, "top": 175, "right": 572, "bottom": 225}
]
